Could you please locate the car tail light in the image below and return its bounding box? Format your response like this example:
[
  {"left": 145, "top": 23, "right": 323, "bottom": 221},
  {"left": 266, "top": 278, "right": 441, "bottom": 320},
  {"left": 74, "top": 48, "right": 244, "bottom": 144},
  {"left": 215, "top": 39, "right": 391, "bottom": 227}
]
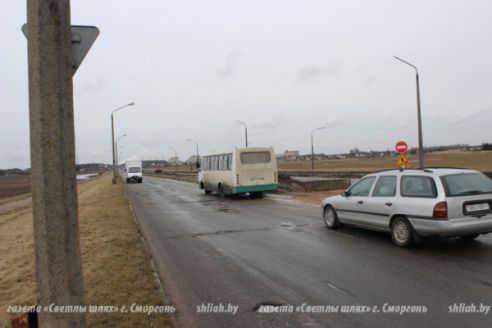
[
  {"left": 433, "top": 201, "right": 448, "bottom": 219},
  {"left": 236, "top": 174, "right": 239, "bottom": 184}
]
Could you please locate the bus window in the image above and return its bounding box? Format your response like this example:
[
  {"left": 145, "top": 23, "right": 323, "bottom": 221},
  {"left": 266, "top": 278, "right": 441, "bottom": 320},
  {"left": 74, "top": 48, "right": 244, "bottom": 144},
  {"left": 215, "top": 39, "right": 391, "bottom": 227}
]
[
  {"left": 240, "top": 152, "right": 271, "bottom": 164},
  {"left": 227, "top": 154, "right": 232, "bottom": 170},
  {"left": 222, "top": 155, "right": 227, "bottom": 170},
  {"left": 219, "top": 155, "right": 224, "bottom": 170}
]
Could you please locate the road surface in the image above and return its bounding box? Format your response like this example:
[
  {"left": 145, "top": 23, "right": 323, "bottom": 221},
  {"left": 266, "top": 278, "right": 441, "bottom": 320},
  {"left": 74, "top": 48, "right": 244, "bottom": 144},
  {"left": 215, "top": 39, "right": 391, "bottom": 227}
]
[{"left": 126, "top": 176, "right": 492, "bottom": 328}]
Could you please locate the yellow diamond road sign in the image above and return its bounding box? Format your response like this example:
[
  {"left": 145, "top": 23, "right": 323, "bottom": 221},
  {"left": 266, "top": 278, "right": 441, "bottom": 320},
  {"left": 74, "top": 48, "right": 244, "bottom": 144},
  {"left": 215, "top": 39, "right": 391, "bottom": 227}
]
[{"left": 397, "top": 154, "right": 409, "bottom": 166}]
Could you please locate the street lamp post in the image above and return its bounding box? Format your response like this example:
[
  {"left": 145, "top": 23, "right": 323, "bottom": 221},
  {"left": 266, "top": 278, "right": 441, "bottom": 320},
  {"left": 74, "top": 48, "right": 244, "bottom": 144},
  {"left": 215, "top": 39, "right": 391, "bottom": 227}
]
[
  {"left": 394, "top": 56, "right": 424, "bottom": 167},
  {"left": 111, "top": 102, "right": 134, "bottom": 184},
  {"left": 115, "top": 134, "right": 127, "bottom": 175},
  {"left": 118, "top": 149, "right": 123, "bottom": 171},
  {"left": 169, "top": 147, "right": 177, "bottom": 167},
  {"left": 236, "top": 120, "right": 248, "bottom": 147},
  {"left": 311, "top": 126, "right": 326, "bottom": 170},
  {"left": 187, "top": 139, "right": 199, "bottom": 168}
]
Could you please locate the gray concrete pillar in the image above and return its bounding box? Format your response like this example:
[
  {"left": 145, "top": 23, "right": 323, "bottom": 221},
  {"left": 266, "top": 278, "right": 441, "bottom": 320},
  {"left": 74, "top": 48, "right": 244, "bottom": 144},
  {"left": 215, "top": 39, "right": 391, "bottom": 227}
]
[{"left": 26, "top": 0, "right": 86, "bottom": 327}]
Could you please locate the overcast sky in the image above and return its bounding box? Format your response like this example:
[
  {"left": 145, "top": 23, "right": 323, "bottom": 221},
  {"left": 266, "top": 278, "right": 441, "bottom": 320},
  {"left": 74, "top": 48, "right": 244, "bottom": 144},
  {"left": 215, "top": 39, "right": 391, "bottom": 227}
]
[{"left": 1, "top": 0, "right": 492, "bottom": 169}]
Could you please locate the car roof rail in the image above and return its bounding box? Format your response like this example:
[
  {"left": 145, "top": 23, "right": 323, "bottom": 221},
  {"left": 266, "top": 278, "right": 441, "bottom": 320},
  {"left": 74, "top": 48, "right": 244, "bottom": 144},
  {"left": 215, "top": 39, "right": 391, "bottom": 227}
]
[
  {"left": 375, "top": 169, "right": 401, "bottom": 173},
  {"left": 417, "top": 166, "right": 472, "bottom": 171},
  {"left": 375, "top": 168, "right": 432, "bottom": 174},
  {"left": 411, "top": 168, "right": 434, "bottom": 173}
]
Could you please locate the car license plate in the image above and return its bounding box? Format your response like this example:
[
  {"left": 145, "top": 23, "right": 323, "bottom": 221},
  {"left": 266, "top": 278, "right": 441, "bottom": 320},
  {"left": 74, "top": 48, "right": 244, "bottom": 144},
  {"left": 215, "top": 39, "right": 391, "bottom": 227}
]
[{"left": 465, "top": 203, "right": 490, "bottom": 212}]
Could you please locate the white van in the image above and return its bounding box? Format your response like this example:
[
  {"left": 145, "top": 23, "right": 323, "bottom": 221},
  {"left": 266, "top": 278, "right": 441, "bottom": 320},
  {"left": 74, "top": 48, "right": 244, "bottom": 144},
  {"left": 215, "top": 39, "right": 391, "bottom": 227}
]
[
  {"left": 198, "top": 147, "right": 278, "bottom": 197},
  {"left": 125, "top": 159, "right": 143, "bottom": 183}
]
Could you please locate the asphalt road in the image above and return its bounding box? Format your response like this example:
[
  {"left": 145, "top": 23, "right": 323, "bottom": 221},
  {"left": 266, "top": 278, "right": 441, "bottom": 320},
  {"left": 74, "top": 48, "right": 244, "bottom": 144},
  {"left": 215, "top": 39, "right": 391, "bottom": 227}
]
[{"left": 126, "top": 176, "right": 492, "bottom": 328}]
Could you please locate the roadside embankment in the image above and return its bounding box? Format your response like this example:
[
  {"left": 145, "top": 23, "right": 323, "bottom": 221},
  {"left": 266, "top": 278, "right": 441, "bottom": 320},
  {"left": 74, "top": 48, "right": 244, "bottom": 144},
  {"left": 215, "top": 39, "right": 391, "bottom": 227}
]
[{"left": 0, "top": 173, "right": 173, "bottom": 328}]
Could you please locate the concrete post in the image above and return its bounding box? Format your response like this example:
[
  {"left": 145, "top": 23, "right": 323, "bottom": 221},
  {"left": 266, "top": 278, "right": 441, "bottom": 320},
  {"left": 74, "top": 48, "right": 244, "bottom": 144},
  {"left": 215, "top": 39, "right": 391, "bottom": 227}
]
[
  {"left": 416, "top": 73, "right": 424, "bottom": 167},
  {"left": 111, "top": 113, "right": 117, "bottom": 184},
  {"left": 311, "top": 133, "right": 315, "bottom": 170},
  {"left": 26, "top": 0, "right": 86, "bottom": 327}
]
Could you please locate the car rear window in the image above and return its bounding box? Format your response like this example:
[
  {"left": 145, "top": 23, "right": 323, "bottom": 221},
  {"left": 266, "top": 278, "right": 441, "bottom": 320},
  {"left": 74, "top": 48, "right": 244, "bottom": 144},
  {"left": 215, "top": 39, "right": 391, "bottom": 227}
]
[
  {"left": 401, "top": 176, "right": 437, "bottom": 198},
  {"left": 240, "top": 152, "right": 271, "bottom": 164},
  {"left": 441, "top": 173, "right": 492, "bottom": 197}
]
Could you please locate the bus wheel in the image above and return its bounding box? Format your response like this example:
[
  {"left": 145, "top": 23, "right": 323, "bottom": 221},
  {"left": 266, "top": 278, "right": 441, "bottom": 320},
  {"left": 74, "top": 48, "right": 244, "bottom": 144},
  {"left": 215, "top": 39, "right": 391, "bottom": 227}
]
[
  {"left": 251, "top": 192, "right": 264, "bottom": 198},
  {"left": 218, "top": 185, "right": 226, "bottom": 198}
]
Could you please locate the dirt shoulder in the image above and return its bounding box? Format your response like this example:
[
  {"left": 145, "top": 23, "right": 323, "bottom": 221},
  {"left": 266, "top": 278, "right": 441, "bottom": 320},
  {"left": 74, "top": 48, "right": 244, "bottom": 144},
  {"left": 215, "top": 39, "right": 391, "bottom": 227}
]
[
  {"left": 287, "top": 190, "right": 345, "bottom": 205},
  {"left": 0, "top": 173, "right": 173, "bottom": 327}
]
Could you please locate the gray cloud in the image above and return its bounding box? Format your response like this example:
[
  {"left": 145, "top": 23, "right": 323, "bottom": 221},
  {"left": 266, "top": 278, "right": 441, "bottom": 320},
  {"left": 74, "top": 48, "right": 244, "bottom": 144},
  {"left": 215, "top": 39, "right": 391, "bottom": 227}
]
[
  {"left": 297, "top": 63, "right": 341, "bottom": 82},
  {"left": 324, "top": 119, "right": 343, "bottom": 129},
  {"left": 216, "top": 53, "right": 238, "bottom": 78},
  {"left": 255, "top": 115, "right": 291, "bottom": 131},
  {"left": 362, "top": 75, "right": 378, "bottom": 86},
  {"left": 449, "top": 109, "right": 492, "bottom": 125}
]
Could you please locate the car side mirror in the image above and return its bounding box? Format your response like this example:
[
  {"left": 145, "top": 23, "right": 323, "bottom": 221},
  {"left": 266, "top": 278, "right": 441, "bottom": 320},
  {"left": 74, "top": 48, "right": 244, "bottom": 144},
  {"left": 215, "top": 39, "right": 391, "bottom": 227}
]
[{"left": 341, "top": 191, "right": 350, "bottom": 197}]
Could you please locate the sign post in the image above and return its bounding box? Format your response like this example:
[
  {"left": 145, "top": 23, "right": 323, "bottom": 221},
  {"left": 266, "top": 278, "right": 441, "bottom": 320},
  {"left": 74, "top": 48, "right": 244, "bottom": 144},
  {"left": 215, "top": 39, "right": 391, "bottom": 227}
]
[{"left": 395, "top": 141, "right": 410, "bottom": 169}]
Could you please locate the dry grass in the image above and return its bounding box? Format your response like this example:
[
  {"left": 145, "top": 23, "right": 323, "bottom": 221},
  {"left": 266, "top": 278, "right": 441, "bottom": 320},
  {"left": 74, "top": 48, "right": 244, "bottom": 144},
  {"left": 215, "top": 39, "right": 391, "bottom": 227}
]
[
  {"left": 278, "top": 151, "right": 492, "bottom": 172},
  {"left": 0, "top": 174, "right": 172, "bottom": 328}
]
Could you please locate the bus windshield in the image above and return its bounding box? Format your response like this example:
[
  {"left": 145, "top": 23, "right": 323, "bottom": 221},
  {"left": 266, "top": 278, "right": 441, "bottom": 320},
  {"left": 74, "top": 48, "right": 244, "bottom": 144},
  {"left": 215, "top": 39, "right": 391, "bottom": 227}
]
[{"left": 240, "top": 152, "right": 271, "bottom": 164}]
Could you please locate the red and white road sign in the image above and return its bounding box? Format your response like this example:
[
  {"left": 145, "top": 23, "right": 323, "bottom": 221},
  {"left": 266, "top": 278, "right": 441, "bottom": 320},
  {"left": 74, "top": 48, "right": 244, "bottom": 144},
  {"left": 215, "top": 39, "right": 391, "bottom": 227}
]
[{"left": 395, "top": 141, "right": 408, "bottom": 154}]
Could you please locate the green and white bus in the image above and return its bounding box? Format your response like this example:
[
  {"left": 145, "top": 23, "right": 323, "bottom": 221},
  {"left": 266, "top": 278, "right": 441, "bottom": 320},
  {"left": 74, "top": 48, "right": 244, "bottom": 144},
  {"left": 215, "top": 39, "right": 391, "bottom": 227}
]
[{"left": 198, "top": 147, "right": 278, "bottom": 197}]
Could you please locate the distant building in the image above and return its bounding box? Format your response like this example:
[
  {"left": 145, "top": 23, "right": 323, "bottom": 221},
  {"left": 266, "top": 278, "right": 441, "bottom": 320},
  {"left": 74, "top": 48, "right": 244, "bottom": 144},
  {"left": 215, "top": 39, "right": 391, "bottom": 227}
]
[
  {"left": 282, "top": 150, "right": 299, "bottom": 161},
  {"left": 142, "top": 160, "right": 170, "bottom": 168}
]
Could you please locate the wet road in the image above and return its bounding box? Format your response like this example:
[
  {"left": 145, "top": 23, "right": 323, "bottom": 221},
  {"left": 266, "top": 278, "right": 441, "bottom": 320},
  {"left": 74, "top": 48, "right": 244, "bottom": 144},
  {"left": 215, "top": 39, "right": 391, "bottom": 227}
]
[{"left": 126, "top": 176, "right": 492, "bottom": 328}]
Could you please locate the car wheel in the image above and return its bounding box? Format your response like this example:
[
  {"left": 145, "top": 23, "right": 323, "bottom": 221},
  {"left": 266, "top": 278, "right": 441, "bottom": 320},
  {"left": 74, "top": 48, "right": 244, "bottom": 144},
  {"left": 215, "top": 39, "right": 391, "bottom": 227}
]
[
  {"left": 323, "top": 205, "right": 339, "bottom": 229},
  {"left": 204, "top": 189, "right": 212, "bottom": 195},
  {"left": 461, "top": 234, "right": 479, "bottom": 241},
  {"left": 391, "top": 217, "right": 415, "bottom": 247}
]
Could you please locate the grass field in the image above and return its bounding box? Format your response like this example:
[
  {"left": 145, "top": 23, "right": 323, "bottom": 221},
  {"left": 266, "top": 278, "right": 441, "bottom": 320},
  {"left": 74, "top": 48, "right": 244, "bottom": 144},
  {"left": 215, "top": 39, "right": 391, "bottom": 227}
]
[
  {"left": 0, "top": 176, "right": 30, "bottom": 200},
  {"left": 0, "top": 174, "right": 173, "bottom": 328},
  {"left": 143, "top": 151, "right": 492, "bottom": 174},
  {"left": 278, "top": 151, "right": 492, "bottom": 172}
]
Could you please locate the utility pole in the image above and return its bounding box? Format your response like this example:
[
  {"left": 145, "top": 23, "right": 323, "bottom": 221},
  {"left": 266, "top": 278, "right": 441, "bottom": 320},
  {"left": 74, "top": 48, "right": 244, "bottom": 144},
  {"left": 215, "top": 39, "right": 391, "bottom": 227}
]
[
  {"left": 26, "top": 0, "right": 85, "bottom": 326},
  {"left": 187, "top": 139, "right": 200, "bottom": 168},
  {"left": 394, "top": 56, "right": 424, "bottom": 167},
  {"left": 169, "top": 147, "right": 178, "bottom": 170},
  {"left": 236, "top": 120, "right": 248, "bottom": 147},
  {"left": 311, "top": 126, "right": 326, "bottom": 170},
  {"left": 415, "top": 72, "right": 424, "bottom": 167}
]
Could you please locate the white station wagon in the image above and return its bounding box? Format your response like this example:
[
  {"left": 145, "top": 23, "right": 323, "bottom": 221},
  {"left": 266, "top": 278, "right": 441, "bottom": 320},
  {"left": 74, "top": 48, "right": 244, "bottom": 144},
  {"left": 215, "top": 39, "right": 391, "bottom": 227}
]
[{"left": 321, "top": 168, "right": 492, "bottom": 247}]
